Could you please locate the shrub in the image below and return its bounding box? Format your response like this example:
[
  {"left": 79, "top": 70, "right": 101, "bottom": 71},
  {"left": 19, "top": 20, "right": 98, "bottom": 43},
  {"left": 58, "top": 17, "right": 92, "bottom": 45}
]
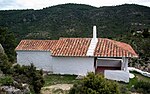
[
  {"left": 69, "top": 72, "right": 120, "bottom": 94},
  {"left": 0, "top": 53, "right": 13, "bottom": 74},
  {"left": 0, "top": 27, "right": 16, "bottom": 62},
  {"left": 12, "top": 64, "right": 44, "bottom": 94},
  {"left": 0, "top": 76, "right": 14, "bottom": 86}
]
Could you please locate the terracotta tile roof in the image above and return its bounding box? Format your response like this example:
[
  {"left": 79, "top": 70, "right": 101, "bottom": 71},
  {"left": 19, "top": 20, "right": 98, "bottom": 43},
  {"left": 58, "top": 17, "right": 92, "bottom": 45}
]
[
  {"left": 94, "top": 38, "right": 138, "bottom": 57},
  {"left": 15, "top": 40, "right": 57, "bottom": 51},
  {"left": 15, "top": 38, "right": 138, "bottom": 57},
  {"left": 51, "top": 38, "right": 91, "bottom": 56}
]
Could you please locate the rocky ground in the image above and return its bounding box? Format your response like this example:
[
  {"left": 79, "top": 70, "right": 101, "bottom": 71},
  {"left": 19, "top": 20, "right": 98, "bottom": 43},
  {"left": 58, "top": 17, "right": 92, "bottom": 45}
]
[{"left": 41, "top": 84, "right": 73, "bottom": 94}]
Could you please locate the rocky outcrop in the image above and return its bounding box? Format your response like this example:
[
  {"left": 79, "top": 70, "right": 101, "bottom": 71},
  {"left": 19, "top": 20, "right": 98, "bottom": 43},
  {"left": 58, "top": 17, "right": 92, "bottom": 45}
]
[
  {"left": 0, "top": 84, "right": 30, "bottom": 94},
  {"left": 0, "top": 44, "right": 4, "bottom": 54},
  {"left": 0, "top": 43, "right": 8, "bottom": 63},
  {"left": 0, "top": 86, "right": 22, "bottom": 94}
]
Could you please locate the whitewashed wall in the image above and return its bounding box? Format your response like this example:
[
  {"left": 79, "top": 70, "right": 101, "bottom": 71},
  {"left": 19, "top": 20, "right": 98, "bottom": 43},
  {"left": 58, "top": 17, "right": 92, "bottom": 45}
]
[
  {"left": 16, "top": 50, "right": 129, "bottom": 79},
  {"left": 17, "top": 51, "right": 95, "bottom": 75},
  {"left": 105, "top": 70, "right": 129, "bottom": 83},
  {"left": 52, "top": 57, "right": 95, "bottom": 75},
  {"left": 16, "top": 51, "right": 53, "bottom": 71}
]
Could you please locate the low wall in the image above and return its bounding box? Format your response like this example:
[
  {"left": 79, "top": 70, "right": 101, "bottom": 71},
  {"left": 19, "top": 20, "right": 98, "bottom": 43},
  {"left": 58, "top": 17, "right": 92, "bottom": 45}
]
[
  {"left": 104, "top": 70, "right": 129, "bottom": 83},
  {"left": 128, "top": 67, "right": 150, "bottom": 78}
]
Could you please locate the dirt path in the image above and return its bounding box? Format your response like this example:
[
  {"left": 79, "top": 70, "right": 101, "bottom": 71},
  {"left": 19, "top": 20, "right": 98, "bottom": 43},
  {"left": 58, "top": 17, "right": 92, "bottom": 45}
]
[{"left": 41, "top": 84, "right": 73, "bottom": 94}]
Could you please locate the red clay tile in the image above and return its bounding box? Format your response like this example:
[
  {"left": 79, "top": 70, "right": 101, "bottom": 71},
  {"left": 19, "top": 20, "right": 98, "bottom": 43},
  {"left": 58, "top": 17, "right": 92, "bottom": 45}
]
[
  {"left": 15, "top": 38, "right": 138, "bottom": 57},
  {"left": 94, "top": 38, "right": 138, "bottom": 57},
  {"left": 15, "top": 40, "right": 57, "bottom": 51},
  {"left": 51, "top": 38, "right": 91, "bottom": 57}
]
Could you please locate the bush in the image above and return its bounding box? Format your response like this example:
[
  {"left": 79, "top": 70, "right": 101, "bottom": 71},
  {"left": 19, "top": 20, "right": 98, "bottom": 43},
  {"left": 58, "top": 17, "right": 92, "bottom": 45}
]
[
  {"left": 0, "top": 53, "right": 13, "bottom": 74},
  {"left": 134, "top": 81, "right": 150, "bottom": 94},
  {"left": 69, "top": 72, "right": 120, "bottom": 94},
  {"left": 0, "top": 27, "right": 16, "bottom": 62},
  {"left": 12, "top": 64, "right": 45, "bottom": 94},
  {"left": 0, "top": 76, "right": 14, "bottom": 86}
]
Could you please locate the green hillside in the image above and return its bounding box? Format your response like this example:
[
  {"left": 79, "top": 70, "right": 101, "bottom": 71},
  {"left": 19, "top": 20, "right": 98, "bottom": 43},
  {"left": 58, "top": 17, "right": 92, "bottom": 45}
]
[{"left": 0, "top": 4, "right": 150, "bottom": 40}]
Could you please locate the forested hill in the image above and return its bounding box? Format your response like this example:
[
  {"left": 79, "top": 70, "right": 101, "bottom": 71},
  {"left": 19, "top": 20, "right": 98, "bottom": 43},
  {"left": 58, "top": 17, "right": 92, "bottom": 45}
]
[{"left": 0, "top": 4, "right": 150, "bottom": 40}]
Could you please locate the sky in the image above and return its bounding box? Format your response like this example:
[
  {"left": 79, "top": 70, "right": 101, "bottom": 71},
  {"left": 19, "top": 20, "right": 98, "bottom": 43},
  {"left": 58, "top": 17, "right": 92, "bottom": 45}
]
[{"left": 0, "top": 0, "right": 150, "bottom": 10}]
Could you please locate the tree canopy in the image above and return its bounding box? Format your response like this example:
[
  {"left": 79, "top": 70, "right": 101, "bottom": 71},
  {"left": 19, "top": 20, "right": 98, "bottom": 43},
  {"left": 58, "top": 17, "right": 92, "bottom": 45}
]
[
  {"left": 69, "top": 72, "right": 120, "bottom": 94},
  {"left": 0, "top": 4, "right": 149, "bottom": 40},
  {"left": 0, "top": 27, "right": 16, "bottom": 62}
]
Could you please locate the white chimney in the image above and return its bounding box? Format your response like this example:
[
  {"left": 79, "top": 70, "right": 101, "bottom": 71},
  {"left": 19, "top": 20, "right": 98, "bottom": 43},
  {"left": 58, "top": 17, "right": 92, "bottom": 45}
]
[
  {"left": 93, "top": 26, "right": 97, "bottom": 40},
  {"left": 86, "top": 26, "right": 98, "bottom": 56}
]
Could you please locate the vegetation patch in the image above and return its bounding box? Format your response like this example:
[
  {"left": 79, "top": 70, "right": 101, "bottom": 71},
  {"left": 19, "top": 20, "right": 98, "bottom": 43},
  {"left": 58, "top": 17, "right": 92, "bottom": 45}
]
[
  {"left": 69, "top": 72, "right": 120, "bottom": 94},
  {"left": 0, "top": 76, "right": 14, "bottom": 86},
  {"left": 131, "top": 71, "right": 150, "bottom": 82},
  {"left": 119, "top": 71, "right": 150, "bottom": 94},
  {"left": 44, "top": 74, "right": 79, "bottom": 86},
  {"left": 134, "top": 81, "right": 150, "bottom": 94}
]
